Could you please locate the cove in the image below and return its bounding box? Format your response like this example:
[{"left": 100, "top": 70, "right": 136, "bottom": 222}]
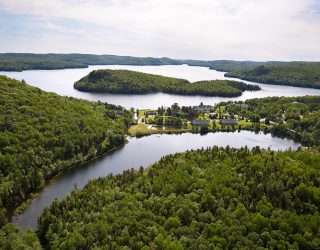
[{"left": 12, "top": 131, "right": 300, "bottom": 229}]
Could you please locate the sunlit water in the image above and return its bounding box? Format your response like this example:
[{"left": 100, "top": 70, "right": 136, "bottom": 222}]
[{"left": 1, "top": 64, "right": 320, "bottom": 109}]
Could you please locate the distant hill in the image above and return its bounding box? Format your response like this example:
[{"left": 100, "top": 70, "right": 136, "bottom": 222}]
[
  {"left": 74, "top": 69, "right": 260, "bottom": 97},
  {"left": 0, "top": 53, "right": 180, "bottom": 72},
  {"left": 225, "top": 63, "right": 320, "bottom": 88}
]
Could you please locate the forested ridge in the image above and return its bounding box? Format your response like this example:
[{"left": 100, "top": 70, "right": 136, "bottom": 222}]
[
  {"left": 166, "top": 60, "right": 320, "bottom": 89},
  {"left": 225, "top": 63, "right": 320, "bottom": 88},
  {"left": 0, "top": 76, "right": 132, "bottom": 221},
  {"left": 38, "top": 147, "right": 320, "bottom": 249},
  {"left": 0, "top": 53, "right": 180, "bottom": 72},
  {"left": 0, "top": 54, "right": 264, "bottom": 72},
  {"left": 74, "top": 69, "right": 260, "bottom": 97}
]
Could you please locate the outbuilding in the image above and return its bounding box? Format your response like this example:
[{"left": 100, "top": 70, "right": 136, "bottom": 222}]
[{"left": 219, "top": 119, "right": 238, "bottom": 125}]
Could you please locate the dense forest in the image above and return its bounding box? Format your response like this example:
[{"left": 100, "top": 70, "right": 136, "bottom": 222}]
[
  {"left": 0, "top": 223, "right": 41, "bottom": 249},
  {"left": 0, "top": 53, "right": 180, "bottom": 72},
  {"left": 38, "top": 147, "right": 320, "bottom": 249},
  {"left": 225, "top": 63, "right": 320, "bottom": 88},
  {"left": 220, "top": 96, "right": 320, "bottom": 146},
  {"left": 0, "top": 76, "right": 132, "bottom": 221},
  {"left": 74, "top": 69, "right": 260, "bottom": 97},
  {"left": 1, "top": 60, "right": 320, "bottom": 249}
]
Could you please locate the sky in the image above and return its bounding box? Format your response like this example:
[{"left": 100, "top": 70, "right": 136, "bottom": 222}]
[{"left": 0, "top": 0, "right": 319, "bottom": 61}]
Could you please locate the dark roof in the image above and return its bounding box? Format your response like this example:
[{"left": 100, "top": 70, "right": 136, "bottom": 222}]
[
  {"left": 219, "top": 119, "right": 238, "bottom": 125},
  {"left": 145, "top": 111, "right": 157, "bottom": 115},
  {"left": 192, "top": 120, "right": 210, "bottom": 127}
]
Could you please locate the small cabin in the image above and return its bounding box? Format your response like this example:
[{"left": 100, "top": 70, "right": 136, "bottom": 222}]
[
  {"left": 219, "top": 119, "right": 238, "bottom": 125},
  {"left": 192, "top": 120, "right": 210, "bottom": 127}
]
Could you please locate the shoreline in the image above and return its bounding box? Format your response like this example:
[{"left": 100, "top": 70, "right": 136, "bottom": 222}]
[
  {"left": 8, "top": 129, "right": 307, "bottom": 230},
  {"left": 128, "top": 124, "right": 304, "bottom": 147},
  {"left": 7, "top": 140, "right": 128, "bottom": 223}
]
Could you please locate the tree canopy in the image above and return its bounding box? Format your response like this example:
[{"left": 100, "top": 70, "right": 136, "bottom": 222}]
[
  {"left": 0, "top": 223, "right": 41, "bottom": 250},
  {"left": 38, "top": 147, "right": 320, "bottom": 249},
  {"left": 225, "top": 63, "right": 320, "bottom": 88},
  {"left": 0, "top": 53, "right": 180, "bottom": 72},
  {"left": 0, "top": 76, "right": 131, "bottom": 216},
  {"left": 74, "top": 69, "right": 260, "bottom": 97}
]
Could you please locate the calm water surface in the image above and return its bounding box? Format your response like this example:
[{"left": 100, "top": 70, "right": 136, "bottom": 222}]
[
  {"left": 1, "top": 65, "right": 320, "bottom": 109},
  {"left": 12, "top": 132, "right": 300, "bottom": 229}
]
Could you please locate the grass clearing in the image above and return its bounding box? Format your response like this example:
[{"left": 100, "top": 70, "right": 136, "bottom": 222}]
[{"left": 128, "top": 123, "right": 152, "bottom": 137}]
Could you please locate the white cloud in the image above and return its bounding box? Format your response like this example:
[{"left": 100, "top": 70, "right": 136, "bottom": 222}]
[{"left": 0, "top": 0, "right": 319, "bottom": 60}]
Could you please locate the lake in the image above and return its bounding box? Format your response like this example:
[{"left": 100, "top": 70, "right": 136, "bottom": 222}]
[
  {"left": 11, "top": 131, "right": 300, "bottom": 229},
  {"left": 1, "top": 64, "right": 320, "bottom": 109},
  {"left": 1, "top": 64, "right": 311, "bottom": 230}
]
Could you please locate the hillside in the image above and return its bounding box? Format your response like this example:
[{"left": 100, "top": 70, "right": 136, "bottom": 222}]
[
  {"left": 38, "top": 147, "right": 320, "bottom": 249},
  {"left": 225, "top": 63, "right": 320, "bottom": 88},
  {"left": 0, "top": 53, "right": 180, "bottom": 72},
  {"left": 181, "top": 59, "right": 266, "bottom": 72},
  {"left": 74, "top": 69, "right": 260, "bottom": 97},
  {"left": 0, "top": 76, "right": 132, "bottom": 220},
  {"left": 1, "top": 54, "right": 262, "bottom": 72}
]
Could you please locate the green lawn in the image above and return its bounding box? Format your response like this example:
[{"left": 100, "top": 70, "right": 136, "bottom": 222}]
[
  {"left": 238, "top": 120, "right": 253, "bottom": 126},
  {"left": 128, "top": 124, "right": 152, "bottom": 136}
]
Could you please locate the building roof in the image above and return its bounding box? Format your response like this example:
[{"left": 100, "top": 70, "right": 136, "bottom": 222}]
[
  {"left": 192, "top": 120, "right": 210, "bottom": 127},
  {"left": 145, "top": 110, "right": 157, "bottom": 115},
  {"left": 219, "top": 119, "right": 238, "bottom": 125}
]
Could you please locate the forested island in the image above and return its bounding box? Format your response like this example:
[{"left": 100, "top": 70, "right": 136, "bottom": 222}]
[
  {"left": 0, "top": 76, "right": 132, "bottom": 223},
  {"left": 74, "top": 69, "right": 260, "bottom": 97}
]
